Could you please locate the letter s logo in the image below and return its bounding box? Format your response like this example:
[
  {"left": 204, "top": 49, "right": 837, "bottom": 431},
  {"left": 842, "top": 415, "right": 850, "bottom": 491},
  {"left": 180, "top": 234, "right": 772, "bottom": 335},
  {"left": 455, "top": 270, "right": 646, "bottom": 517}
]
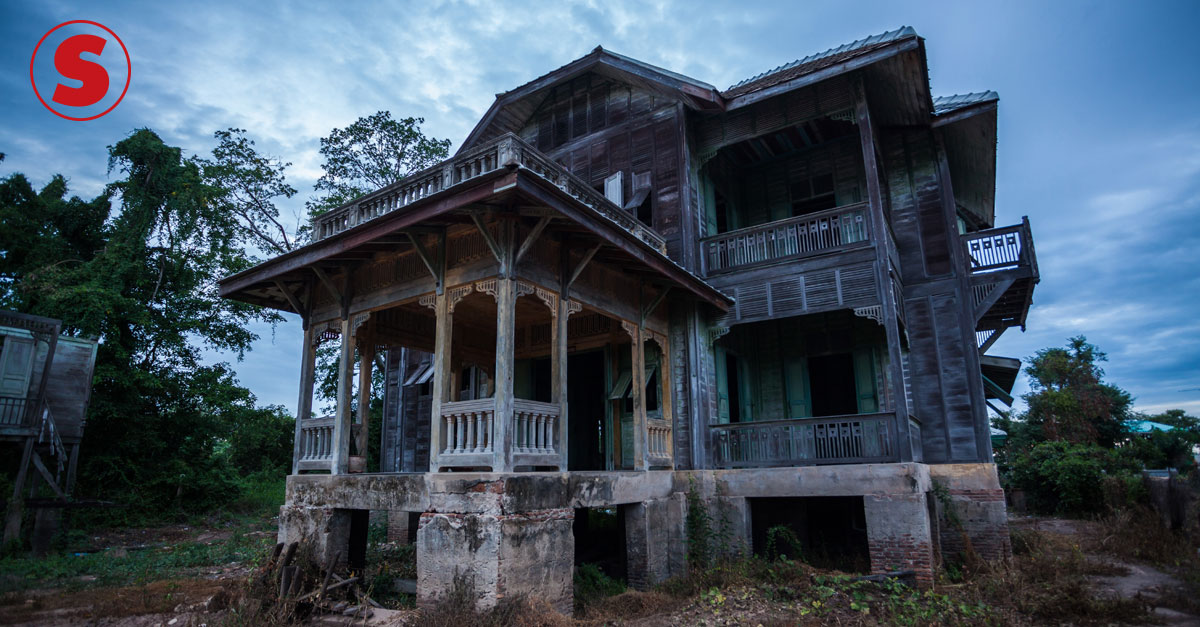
[{"left": 52, "top": 34, "right": 110, "bottom": 107}]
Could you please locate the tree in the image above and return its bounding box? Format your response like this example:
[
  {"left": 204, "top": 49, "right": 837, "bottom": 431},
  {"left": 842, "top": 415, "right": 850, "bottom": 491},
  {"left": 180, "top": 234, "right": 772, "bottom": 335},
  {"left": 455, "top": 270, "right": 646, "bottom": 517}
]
[
  {"left": 1019, "top": 335, "right": 1132, "bottom": 448},
  {"left": 307, "top": 112, "right": 450, "bottom": 217},
  {"left": 0, "top": 129, "right": 291, "bottom": 523},
  {"left": 201, "top": 128, "right": 299, "bottom": 255}
]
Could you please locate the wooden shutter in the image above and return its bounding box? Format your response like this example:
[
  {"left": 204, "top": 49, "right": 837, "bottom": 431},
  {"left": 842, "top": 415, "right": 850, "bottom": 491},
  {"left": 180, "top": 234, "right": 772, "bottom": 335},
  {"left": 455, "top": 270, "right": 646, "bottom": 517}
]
[
  {"left": 604, "top": 172, "right": 623, "bottom": 206},
  {"left": 703, "top": 176, "right": 718, "bottom": 237},
  {"left": 0, "top": 336, "right": 35, "bottom": 397},
  {"left": 853, "top": 347, "right": 879, "bottom": 413},
  {"left": 514, "top": 358, "right": 533, "bottom": 400},
  {"left": 784, "top": 356, "right": 811, "bottom": 419},
  {"left": 714, "top": 345, "right": 730, "bottom": 424},
  {"left": 739, "top": 358, "right": 755, "bottom": 422}
]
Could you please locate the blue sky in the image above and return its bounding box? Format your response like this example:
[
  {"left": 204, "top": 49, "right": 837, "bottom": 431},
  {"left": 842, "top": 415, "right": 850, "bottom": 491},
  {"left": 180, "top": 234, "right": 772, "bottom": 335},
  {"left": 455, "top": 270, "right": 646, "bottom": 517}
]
[{"left": 2, "top": 1, "right": 1198, "bottom": 417}]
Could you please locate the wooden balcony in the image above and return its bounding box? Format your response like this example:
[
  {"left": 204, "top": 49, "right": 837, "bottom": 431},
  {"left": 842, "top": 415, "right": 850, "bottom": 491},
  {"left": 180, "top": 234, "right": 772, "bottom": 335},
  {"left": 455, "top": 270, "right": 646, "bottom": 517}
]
[
  {"left": 700, "top": 203, "right": 871, "bottom": 275},
  {"left": 435, "top": 397, "right": 561, "bottom": 470},
  {"left": 710, "top": 412, "right": 902, "bottom": 468},
  {"left": 310, "top": 133, "right": 666, "bottom": 254},
  {"left": 962, "top": 217, "right": 1039, "bottom": 344}
]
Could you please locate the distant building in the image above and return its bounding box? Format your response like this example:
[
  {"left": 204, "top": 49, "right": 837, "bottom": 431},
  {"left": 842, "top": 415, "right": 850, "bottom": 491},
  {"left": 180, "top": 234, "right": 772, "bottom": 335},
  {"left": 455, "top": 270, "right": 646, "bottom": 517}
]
[
  {"left": 220, "top": 26, "right": 1038, "bottom": 610},
  {"left": 1, "top": 310, "right": 99, "bottom": 553}
]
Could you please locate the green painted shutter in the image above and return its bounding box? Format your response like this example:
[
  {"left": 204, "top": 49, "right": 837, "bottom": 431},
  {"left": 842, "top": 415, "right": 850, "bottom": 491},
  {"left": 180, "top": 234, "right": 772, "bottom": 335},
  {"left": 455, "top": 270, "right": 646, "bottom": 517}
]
[
  {"left": 703, "top": 176, "right": 718, "bottom": 237},
  {"left": 714, "top": 345, "right": 730, "bottom": 424},
  {"left": 514, "top": 359, "right": 533, "bottom": 400},
  {"left": 784, "top": 356, "right": 811, "bottom": 419},
  {"left": 739, "top": 358, "right": 755, "bottom": 422},
  {"left": 853, "top": 348, "right": 878, "bottom": 413}
]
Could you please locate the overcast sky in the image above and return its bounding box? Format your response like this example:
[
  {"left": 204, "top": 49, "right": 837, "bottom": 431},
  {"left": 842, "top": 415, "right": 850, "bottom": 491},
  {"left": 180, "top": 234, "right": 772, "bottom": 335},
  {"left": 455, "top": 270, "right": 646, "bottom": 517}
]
[{"left": 2, "top": 1, "right": 1198, "bottom": 417}]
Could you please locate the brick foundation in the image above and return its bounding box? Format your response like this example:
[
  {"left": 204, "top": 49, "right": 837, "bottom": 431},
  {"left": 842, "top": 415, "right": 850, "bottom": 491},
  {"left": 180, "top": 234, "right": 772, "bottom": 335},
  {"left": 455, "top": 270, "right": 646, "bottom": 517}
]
[
  {"left": 928, "top": 464, "right": 1012, "bottom": 563},
  {"left": 864, "top": 493, "right": 935, "bottom": 586}
]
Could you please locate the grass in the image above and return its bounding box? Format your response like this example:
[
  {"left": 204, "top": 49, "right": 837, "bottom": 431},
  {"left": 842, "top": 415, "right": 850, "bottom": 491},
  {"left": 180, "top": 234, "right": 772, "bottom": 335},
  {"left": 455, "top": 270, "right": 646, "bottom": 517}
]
[{"left": 0, "top": 523, "right": 275, "bottom": 593}]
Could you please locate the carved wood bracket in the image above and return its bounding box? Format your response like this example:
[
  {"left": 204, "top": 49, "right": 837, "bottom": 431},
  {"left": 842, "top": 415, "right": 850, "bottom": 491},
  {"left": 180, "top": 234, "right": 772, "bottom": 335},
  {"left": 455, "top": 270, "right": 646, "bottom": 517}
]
[
  {"left": 708, "top": 326, "right": 730, "bottom": 345},
  {"left": 852, "top": 306, "right": 883, "bottom": 325}
]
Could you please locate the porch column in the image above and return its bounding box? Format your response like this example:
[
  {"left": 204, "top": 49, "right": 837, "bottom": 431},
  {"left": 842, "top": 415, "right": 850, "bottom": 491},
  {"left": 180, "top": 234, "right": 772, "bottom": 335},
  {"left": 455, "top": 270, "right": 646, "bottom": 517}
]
[
  {"left": 332, "top": 317, "right": 354, "bottom": 475},
  {"left": 429, "top": 291, "right": 452, "bottom": 472},
  {"left": 493, "top": 278, "right": 516, "bottom": 472},
  {"left": 355, "top": 339, "right": 375, "bottom": 465},
  {"left": 658, "top": 334, "right": 674, "bottom": 464},
  {"left": 291, "top": 324, "right": 316, "bottom": 474},
  {"left": 554, "top": 293, "right": 569, "bottom": 469},
  {"left": 630, "top": 323, "right": 648, "bottom": 471}
]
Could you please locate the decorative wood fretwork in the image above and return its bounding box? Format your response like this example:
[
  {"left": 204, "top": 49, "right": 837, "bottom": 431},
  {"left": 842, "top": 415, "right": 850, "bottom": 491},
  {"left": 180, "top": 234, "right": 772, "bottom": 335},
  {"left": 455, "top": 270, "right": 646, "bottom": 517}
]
[
  {"left": 621, "top": 320, "right": 639, "bottom": 340},
  {"left": 853, "top": 305, "right": 883, "bottom": 325},
  {"left": 474, "top": 278, "right": 498, "bottom": 300},
  {"left": 646, "top": 331, "right": 667, "bottom": 352},
  {"left": 515, "top": 280, "right": 536, "bottom": 299},
  {"left": 447, "top": 284, "right": 474, "bottom": 312},
  {"left": 566, "top": 300, "right": 583, "bottom": 317},
  {"left": 532, "top": 284, "right": 558, "bottom": 315},
  {"left": 312, "top": 321, "right": 340, "bottom": 347},
  {"left": 708, "top": 326, "right": 730, "bottom": 345},
  {"left": 418, "top": 293, "right": 437, "bottom": 310},
  {"left": 351, "top": 312, "right": 371, "bottom": 337}
]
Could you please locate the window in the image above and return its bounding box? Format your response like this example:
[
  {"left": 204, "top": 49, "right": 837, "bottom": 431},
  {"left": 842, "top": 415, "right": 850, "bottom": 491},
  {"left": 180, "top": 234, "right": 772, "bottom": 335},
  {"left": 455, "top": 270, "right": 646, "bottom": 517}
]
[{"left": 790, "top": 173, "right": 836, "bottom": 217}]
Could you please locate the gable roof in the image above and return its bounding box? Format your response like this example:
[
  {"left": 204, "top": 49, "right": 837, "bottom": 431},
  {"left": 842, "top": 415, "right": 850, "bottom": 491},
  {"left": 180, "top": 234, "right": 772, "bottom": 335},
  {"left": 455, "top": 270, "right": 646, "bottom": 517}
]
[
  {"left": 458, "top": 46, "right": 722, "bottom": 154},
  {"left": 723, "top": 26, "right": 919, "bottom": 99}
]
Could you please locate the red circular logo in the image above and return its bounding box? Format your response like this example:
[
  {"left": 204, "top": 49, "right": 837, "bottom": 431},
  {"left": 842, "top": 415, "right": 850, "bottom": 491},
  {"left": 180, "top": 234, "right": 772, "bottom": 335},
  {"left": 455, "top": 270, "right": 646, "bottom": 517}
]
[{"left": 30, "top": 20, "right": 131, "bottom": 121}]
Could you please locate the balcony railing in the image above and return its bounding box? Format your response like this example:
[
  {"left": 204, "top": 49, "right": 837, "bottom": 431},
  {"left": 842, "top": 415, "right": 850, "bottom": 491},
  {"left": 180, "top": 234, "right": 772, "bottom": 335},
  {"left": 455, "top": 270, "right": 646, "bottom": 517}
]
[
  {"left": 439, "top": 398, "right": 495, "bottom": 466},
  {"left": 962, "top": 217, "right": 1036, "bottom": 276},
  {"left": 701, "top": 202, "right": 870, "bottom": 274},
  {"left": 710, "top": 412, "right": 898, "bottom": 468},
  {"left": 311, "top": 133, "right": 667, "bottom": 254},
  {"left": 0, "top": 394, "right": 30, "bottom": 427},
  {"left": 297, "top": 415, "right": 335, "bottom": 469}
]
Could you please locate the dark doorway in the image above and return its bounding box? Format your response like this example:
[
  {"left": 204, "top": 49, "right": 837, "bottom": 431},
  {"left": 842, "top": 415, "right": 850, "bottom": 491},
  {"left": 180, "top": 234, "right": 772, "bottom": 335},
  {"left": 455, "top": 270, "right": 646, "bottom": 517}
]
[
  {"left": 568, "top": 351, "right": 607, "bottom": 471},
  {"left": 573, "top": 506, "right": 626, "bottom": 582},
  {"left": 749, "top": 497, "right": 869, "bottom": 573},
  {"left": 808, "top": 353, "right": 857, "bottom": 416}
]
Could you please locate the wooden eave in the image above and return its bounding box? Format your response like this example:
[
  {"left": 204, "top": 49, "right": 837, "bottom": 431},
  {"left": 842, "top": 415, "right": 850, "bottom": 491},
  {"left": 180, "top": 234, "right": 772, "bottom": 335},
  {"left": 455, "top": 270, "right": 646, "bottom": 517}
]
[
  {"left": 724, "top": 36, "right": 923, "bottom": 111},
  {"left": 218, "top": 167, "right": 732, "bottom": 313},
  {"left": 459, "top": 48, "right": 723, "bottom": 154}
]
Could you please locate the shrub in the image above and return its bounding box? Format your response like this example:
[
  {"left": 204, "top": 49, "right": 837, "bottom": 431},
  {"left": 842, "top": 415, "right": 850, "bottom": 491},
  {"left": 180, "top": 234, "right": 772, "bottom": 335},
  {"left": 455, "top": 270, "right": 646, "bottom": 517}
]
[
  {"left": 573, "top": 563, "right": 625, "bottom": 611},
  {"left": 1009, "top": 441, "right": 1139, "bottom": 515}
]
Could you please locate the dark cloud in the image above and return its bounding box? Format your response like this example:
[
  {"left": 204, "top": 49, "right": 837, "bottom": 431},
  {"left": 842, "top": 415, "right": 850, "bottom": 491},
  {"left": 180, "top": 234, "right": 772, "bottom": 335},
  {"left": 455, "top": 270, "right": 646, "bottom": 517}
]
[{"left": 2, "top": 1, "right": 1197, "bottom": 415}]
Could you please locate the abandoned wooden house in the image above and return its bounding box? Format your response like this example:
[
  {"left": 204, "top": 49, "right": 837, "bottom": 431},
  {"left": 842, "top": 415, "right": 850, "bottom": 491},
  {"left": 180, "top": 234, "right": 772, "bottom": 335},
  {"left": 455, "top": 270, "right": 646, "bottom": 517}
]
[
  {"left": 219, "top": 26, "right": 1038, "bottom": 610},
  {"left": 1, "top": 310, "right": 99, "bottom": 554}
]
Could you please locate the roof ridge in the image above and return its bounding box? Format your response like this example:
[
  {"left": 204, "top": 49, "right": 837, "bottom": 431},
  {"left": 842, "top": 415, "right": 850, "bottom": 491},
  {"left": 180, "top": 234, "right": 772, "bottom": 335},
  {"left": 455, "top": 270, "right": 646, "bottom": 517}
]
[{"left": 726, "top": 26, "right": 916, "bottom": 92}]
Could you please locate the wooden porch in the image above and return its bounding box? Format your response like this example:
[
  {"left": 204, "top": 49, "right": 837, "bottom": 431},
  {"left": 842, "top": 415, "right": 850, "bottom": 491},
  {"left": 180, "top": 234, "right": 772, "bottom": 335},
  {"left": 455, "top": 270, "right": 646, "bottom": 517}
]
[{"left": 219, "top": 133, "right": 730, "bottom": 476}]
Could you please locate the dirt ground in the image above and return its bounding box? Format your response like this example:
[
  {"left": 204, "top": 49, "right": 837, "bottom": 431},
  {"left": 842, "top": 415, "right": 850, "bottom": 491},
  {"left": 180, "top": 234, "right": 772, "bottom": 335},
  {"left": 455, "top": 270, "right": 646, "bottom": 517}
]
[{"left": 2, "top": 515, "right": 1198, "bottom": 626}]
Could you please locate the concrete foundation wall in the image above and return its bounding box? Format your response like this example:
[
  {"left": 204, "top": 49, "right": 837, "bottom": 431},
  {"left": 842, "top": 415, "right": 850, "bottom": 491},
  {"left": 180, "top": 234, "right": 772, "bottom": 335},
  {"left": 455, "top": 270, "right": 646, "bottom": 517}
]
[{"left": 278, "top": 462, "right": 1001, "bottom": 612}]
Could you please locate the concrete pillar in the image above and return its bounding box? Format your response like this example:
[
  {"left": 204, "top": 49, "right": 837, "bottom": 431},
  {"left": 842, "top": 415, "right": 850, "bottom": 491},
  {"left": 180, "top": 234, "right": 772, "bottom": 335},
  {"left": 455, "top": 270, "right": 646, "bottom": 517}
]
[
  {"left": 928, "top": 463, "right": 1012, "bottom": 563},
  {"left": 625, "top": 497, "right": 687, "bottom": 589},
  {"left": 387, "top": 510, "right": 412, "bottom": 544},
  {"left": 417, "top": 509, "right": 574, "bottom": 613},
  {"left": 864, "top": 493, "right": 935, "bottom": 587},
  {"left": 277, "top": 504, "right": 352, "bottom": 568}
]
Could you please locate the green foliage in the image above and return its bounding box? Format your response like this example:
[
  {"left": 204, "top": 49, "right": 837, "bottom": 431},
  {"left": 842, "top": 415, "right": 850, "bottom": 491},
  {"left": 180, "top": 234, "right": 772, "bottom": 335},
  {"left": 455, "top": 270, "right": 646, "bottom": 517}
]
[
  {"left": 684, "top": 478, "right": 713, "bottom": 570},
  {"left": 1019, "top": 336, "right": 1132, "bottom": 448},
  {"left": 307, "top": 112, "right": 450, "bottom": 218},
  {"left": 0, "top": 128, "right": 297, "bottom": 528},
  {"left": 574, "top": 563, "right": 625, "bottom": 611},
  {"left": 0, "top": 524, "right": 274, "bottom": 593},
  {"left": 201, "top": 128, "right": 299, "bottom": 255},
  {"left": 1009, "top": 441, "right": 1140, "bottom": 515},
  {"left": 764, "top": 525, "right": 803, "bottom": 562}
]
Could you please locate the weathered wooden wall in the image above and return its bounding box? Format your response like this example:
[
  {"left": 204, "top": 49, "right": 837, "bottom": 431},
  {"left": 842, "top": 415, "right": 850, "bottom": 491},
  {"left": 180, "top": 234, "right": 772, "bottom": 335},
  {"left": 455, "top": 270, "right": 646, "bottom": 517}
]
[
  {"left": 880, "top": 127, "right": 988, "bottom": 463},
  {"left": 520, "top": 74, "right": 690, "bottom": 263}
]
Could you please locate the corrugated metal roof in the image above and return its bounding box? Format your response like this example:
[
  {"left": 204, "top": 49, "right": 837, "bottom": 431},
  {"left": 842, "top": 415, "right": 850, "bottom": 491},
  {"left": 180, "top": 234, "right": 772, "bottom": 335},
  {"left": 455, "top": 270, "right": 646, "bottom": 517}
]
[
  {"left": 932, "top": 91, "right": 998, "bottom": 116},
  {"left": 723, "top": 26, "right": 918, "bottom": 98}
]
